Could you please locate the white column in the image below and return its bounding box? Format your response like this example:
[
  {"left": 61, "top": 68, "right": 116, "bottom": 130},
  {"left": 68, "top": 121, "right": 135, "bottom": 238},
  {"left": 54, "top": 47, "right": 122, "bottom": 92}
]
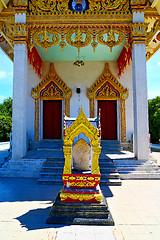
[
  {"left": 132, "top": 12, "right": 149, "bottom": 160},
  {"left": 12, "top": 44, "right": 28, "bottom": 160},
  {"left": 132, "top": 44, "right": 149, "bottom": 160}
]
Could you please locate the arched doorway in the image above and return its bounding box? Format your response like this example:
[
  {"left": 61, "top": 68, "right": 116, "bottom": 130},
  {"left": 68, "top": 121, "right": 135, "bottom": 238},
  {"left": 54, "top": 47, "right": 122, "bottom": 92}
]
[
  {"left": 31, "top": 63, "right": 72, "bottom": 141},
  {"left": 43, "top": 100, "right": 62, "bottom": 139},
  {"left": 87, "top": 63, "right": 129, "bottom": 142},
  {"left": 98, "top": 100, "right": 117, "bottom": 140}
]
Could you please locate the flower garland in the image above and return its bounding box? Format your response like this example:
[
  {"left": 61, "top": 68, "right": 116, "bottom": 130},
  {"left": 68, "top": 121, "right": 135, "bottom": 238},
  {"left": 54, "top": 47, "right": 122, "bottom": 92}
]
[{"left": 28, "top": 46, "right": 42, "bottom": 78}]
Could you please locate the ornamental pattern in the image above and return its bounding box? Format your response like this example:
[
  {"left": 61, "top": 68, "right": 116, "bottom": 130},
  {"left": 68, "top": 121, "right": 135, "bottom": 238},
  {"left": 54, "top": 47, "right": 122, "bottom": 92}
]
[
  {"left": 96, "top": 82, "right": 119, "bottom": 99},
  {"left": 40, "top": 82, "right": 63, "bottom": 99},
  {"left": 28, "top": 0, "right": 130, "bottom": 15},
  {"left": 87, "top": 63, "right": 128, "bottom": 142},
  {"left": 29, "top": 25, "right": 126, "bottom": 53}
]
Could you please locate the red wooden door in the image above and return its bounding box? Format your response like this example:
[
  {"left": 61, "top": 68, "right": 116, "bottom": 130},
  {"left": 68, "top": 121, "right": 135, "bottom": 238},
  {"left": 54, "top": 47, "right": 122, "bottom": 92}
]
[
  {"left": 43, "top": 100, "right": 62, "bottom": 139},
  {"left": 98, "top": 100, "right": 117, "bottom": 140}
]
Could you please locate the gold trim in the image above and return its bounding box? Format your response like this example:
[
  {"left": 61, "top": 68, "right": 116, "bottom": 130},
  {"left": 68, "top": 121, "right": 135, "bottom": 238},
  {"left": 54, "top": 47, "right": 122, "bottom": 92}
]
[
  {"left": 120, "top": 99, "right": 126, "bottom": 142},
  {"left": 31, "top": 63, "right": 72, "bottom": 102},
  {"left": 60, "top": 192, "right": 102, "bottom": 202},
  {"left": 28, "top": 0, "right": 130, "bottom": 17},
  {"left": 87, "top": 63, "right": 128, "bottom": 142},
  {"left": 28, "top": 25, "right": 129, "bottom": 53},
  {"left": 132, "top": 22, "right": 148, "bottom": 45},
  {"left": 32, "top": 63, "right": 72, "bottom": 140},
  {"left": 63, "top": 107, "right": 101, "bottom": 174},
  {"left": 34, "top": 99, "right": 39, "bottom": 141}
]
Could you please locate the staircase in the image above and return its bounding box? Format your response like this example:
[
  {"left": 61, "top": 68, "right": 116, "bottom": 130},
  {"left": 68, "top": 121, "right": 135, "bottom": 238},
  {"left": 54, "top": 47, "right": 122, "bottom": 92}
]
[
  {"left": 37, "top": 139, "right": 122, "bottom": 186},
  {"left": 114, "top": 157, "right": 160, "bottom": 179},
  {"left": 99, "top": 140, "right": 122, "bottom": 186}
]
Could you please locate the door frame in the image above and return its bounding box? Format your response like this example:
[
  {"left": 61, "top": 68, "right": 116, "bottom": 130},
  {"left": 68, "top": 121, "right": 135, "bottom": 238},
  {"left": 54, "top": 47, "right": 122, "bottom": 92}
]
[
  {"left": 42, "top": 99, "right": 64, "bottom": 140},
  {"left": 87, "top": 63, "right": 129, "bottom": 142},
  {"left": 31, "top": 63, "right": 72, "bottom": 141},
  {"left": 97, "top": 100, "right": 118, "bottom": 140}
]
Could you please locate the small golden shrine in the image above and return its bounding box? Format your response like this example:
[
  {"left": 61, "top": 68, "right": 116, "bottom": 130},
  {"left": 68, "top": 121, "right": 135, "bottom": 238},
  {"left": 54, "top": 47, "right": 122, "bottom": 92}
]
[{"left": 60, "top": 106, "right": 102, "bottom": 203}]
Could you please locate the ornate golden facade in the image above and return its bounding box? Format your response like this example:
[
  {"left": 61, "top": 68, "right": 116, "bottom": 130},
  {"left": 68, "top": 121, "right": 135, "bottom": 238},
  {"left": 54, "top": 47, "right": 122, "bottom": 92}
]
[
  {"left": 31, "top": 63, "right": 72, "bottom": 141},
  {"left": 87, "top": 63, "right": 128, "bottom": 142},
  {"left": 63, "top": 107, "right": 101, "bottom": 175}
]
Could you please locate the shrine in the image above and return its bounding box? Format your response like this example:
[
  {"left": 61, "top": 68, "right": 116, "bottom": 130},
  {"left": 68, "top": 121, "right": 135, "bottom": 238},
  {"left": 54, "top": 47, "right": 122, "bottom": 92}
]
[{"left": 0, "top": 1, "right": 159, "bottom": 187}]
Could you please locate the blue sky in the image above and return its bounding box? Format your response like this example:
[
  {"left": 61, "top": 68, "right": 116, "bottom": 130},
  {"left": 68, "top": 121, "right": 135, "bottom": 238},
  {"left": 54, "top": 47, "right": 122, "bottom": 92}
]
[{"left": 0, "top": 49, "right": 159, "bottom": 103}]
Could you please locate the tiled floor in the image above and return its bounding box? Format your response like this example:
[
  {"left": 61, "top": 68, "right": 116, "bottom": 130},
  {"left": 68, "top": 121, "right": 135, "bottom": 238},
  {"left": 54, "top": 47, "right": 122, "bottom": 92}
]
[
  {"left": 0, "top": 178, "right": 115, "bottom": 240},
  {"left": 0, "top": 178, "right": 160, "bottom": 240},
  {"left": 0, "top": 144, "right": 160, "bottom": 240},
  {"left": 108, "top": 180, "right": 160, "bottom": 240}
]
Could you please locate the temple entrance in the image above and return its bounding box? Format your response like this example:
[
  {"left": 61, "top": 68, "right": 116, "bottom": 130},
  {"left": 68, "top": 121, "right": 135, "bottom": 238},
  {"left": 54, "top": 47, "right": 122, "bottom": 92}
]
[
  {"left": 98, "top": 100, "right": 117, "bottom": 140},
  {"left": 43, "top": 100, "right": 62, "bottom": 139}
]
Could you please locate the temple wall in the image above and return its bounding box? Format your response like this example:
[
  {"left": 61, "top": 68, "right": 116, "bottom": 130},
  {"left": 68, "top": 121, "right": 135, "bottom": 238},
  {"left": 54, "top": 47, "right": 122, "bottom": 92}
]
[
  {"left": 41, "top": 61, "right": 134, "bottom": 142},
  {"left": 26, "top": 63, "right": 41, "bottom": 141}
]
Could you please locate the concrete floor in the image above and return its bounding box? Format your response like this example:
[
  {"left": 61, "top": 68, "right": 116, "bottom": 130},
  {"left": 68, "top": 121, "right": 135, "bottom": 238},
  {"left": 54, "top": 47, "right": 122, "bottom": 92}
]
[
  {"left": 0, "top": 178, "right": 160, "bottom": 240},
  {"left": 0, "top": 143, "right": 160, "bottom": 240}
]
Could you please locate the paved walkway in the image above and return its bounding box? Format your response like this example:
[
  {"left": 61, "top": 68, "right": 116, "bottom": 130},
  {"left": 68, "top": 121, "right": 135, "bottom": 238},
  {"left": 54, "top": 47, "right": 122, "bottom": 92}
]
[
  {"left": 0, "top": 144, "right": 160, "bottom": 240},
  {"left": 0, "top": 178, "right": 160, "bottom": 240}
]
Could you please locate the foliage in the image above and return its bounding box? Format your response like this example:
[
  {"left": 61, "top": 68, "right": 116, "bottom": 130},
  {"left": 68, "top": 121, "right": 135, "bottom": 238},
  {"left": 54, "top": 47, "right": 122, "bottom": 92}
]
[
  {"left": 148, "top": 96, "right": 160, "bottom": 143},
  {"left": 0, "top": 97, "right": 12, "bottom": 142}
]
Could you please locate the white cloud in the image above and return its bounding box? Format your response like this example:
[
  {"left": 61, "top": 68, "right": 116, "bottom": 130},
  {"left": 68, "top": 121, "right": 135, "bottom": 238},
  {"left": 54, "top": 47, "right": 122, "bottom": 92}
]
[
  {"left": 158, "top": 62, "right": 160, "bottom": 66},
  {"left": 0, "top": 70, "right": 7, "bottom": 79}
]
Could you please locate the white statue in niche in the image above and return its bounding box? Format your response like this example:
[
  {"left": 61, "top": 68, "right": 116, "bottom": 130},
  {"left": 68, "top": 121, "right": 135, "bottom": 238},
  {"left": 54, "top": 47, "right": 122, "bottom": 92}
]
[{"left": 72, "top": 138, "right": 91, "bottom": 171}]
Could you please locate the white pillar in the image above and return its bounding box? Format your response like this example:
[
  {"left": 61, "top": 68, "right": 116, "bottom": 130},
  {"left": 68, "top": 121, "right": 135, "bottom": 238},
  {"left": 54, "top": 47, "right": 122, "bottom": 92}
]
[
  {"left": 132, "top": 12, "right": 149, "bottom": 160},
  {"left": 12, "top": 44, "right": 28, "bottom": 160},
  {"left": 132, "top": 44, "right": 149, "bottom": 160}
]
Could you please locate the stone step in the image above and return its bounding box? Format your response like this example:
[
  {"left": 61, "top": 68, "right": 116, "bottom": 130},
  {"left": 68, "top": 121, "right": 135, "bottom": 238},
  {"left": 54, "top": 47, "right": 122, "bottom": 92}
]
[
  {"left": 30, "top": 140, "right": 63, "bottom": 150},
  {"left": 101, "top": 140, "right": 120, "bottom": 145},
  {"left": 100, "top": 167, "right": 117, "bottom": 174},
  {"left": 37, "top": 148, "right": 63, "bottom": 151},
  {"left": 42, "top": 167, "right": 63, "bottom": 173},
  {"left": 101, "top": 173, "right": 120, "bottom": 179},
  {"left": 120, "top": 172, "right": 160, "bottom": 179},
  {"left": 46, "top": 192, "right": 114, "bottom": 225},
  {"left": 100, "top": 179, "right": 122, "bottom": 186}
]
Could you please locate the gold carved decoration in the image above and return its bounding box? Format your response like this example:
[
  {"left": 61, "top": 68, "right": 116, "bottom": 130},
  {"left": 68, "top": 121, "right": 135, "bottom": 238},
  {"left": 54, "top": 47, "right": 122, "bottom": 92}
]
[
  {"left": 33, "top": 27, "right": 60, "bottom": 52},
  {"left": 66, "top": 27, "right": 92, "bottom": 52},
  {"left": 34, "top": 99, "right": 39, "bottom": 141},
  {"left": 146, "top": 20, "right": 160, "bottom": 46},
  {"left": 13, "top": 0, "right": 28, "bottom": 13},
  {"left": 130, "top": 0, "right": 146, "bottom": 12},
  {"left": 28, "top": 0, "right": 130, "bottom": 16},
  {"left": 14, "top": 23, "right": 28, "bottom": 45},
  {"left": 87, "top": 63, "right": 128, "bottom": 142},
  {"left": 29, "top": 0, "right": 70, "bottom": 15},
  {"left": 32, "top": 63, "right": 72, "bottom": 141},
  {"left": 132, "top": 22, "right": 148, "bottom": 45},
  {"left": 63, "top": 107, "right": 101, "bottom": 174},
  {"left": 42, "top": 84, "right": 61, "bottom": 98},
  {"left": 0, "top": 22, "right": 14, "bottom": 48},
  {"left": 29, "top": 25, "right": 128, "bottom": 53},
  {"left": 96, "top": 83, "right": 118, "bottom": 99},
  {"left": 97, "top": 28, "right": 125, "bottom": 52},
  {"left": 60, "top": 192, "right": 102, "bottom": 202},
  {"left": 31, "top": 63, "right": 72, "bottom": 102},
  {"left": 0, "top": 22, "right": 28, "bottom": 47}
]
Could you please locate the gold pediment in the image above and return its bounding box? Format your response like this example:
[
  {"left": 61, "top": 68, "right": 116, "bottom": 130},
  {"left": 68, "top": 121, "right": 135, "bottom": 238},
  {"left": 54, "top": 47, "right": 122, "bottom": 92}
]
[
  {"left": 87, "top": 63, "right": 129, "bottom": 101},
  {"left": 31, "top": 63, "right": 72, "bottom": 100}
]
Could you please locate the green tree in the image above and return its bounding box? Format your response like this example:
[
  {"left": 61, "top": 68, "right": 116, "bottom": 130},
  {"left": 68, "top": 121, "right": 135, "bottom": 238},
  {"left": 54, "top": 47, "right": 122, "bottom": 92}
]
[
  {"left": 0, "top": 97, "right": 12, "bottom": 142},
  {"left": 148, "top": 96, "right": 160, "bottom": 143}
]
